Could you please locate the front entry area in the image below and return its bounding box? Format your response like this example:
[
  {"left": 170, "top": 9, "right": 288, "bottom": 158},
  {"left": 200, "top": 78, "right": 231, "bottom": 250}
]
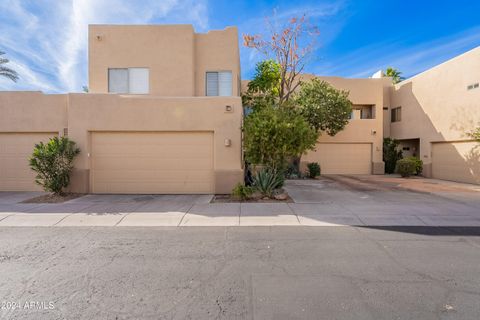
[
  {"left": 302, "top": 143, "right": 372, "bottom": 174},
  {"left": 90, "top": 131, "right": 215, "bottom": 194}
]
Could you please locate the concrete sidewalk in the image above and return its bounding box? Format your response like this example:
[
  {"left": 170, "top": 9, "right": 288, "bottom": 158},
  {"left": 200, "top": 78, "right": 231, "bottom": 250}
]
[
  {"left": 1, "top": 175, "right": 479, "bottom": 227},
  {"left": 0, "top": 201, "right": 479, "bottom": 227}
]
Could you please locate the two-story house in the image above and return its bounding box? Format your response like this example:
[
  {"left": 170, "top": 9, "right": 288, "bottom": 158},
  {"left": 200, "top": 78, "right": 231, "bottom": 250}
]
[{"left": 0, "top": 25, "right": 244, "bottom": 194}]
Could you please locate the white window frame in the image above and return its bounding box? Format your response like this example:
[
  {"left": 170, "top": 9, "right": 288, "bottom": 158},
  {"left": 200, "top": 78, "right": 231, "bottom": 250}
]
[
  {"left": 205, "top": 71, "right": 233, "bottom": 96},
  {"left": 108, "top": 67, "right": 149, "bottom": 94}
]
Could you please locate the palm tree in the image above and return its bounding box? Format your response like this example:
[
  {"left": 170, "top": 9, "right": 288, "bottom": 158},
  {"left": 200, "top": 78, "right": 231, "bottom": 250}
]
[
  {"left": 385, "top": 67, "right": 404, "bottom": 84},
  {"left": 0, "top": 51, "right": 19, "bottom": 82}
]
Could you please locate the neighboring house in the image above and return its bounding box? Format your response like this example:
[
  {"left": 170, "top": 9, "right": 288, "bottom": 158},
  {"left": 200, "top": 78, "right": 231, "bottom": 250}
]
[
  {"left": 387, "top": 46, "right": 480, "bottom": 185},
  {"left": 300, "top": 75, "right": 390, "bottom": 175},
  {"left": 0, "top": 25, "right": 244, "bottom": 194},
  {"left": 244, "top": 47, "right": 480, "bottom": 185}
]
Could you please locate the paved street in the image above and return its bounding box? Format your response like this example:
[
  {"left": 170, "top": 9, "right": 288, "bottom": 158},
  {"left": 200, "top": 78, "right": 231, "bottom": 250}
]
[{"left": 1, "top": 226, "right": 480, "bottom": 319}]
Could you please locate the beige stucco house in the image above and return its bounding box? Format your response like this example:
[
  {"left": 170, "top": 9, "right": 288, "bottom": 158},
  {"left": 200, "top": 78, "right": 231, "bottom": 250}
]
[
  {"left": 0, "top": 25, "right": 243, "bottom": 194},
  {"left": 0, "top": 24, "right": 478, "bottom": 193},
  {"left": 386, "top": 46, "right": 480, "bottom": 185}
]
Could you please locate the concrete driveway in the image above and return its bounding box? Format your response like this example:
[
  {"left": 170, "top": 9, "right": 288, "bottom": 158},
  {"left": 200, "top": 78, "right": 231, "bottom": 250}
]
[
  {"left": 285, "top": 175, "right": 480, "bottom": 227},
  {"left": 0, "top": 175, "right": 479, "bottom": 227}
]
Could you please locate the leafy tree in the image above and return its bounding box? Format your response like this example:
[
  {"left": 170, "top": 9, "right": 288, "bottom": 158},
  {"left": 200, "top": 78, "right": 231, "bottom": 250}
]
[
  {"left": 246, "top": 59, "right": 281, "bottom": 96},
  {"left": 243, "top": 105, "right": 317, "bottom": 171},
  {"left": 383, "top": 138, "right": 403, "bottom": 174},
  {"left": 242, "top": 60, "right": 281, "bottom": 110},
  {"left": 29, "top": 137, "right": 80, "bottom": 195},
  {"left": 296, "top": 78, "right": 352, "bottom": 134},
  {"left": 385, "top": 67, "right": 404, "bottom": 84},
  {"left": 243, "top": 15, "right": 320, "bottom": 103},
  {"left": 0, "top": 51, "right": 19, "bottom": 82}
]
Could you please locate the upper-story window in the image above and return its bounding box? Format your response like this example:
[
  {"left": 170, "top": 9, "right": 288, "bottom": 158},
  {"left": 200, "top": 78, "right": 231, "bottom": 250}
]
[
  {"left": 350, "top": 105, "right": 374, "bottom": 120},
  {"left": 206, "top": 71, "right": 232, "bottom": 96},
  {"left": 108, "top": 68, "right": 149, "bottom": 94},
  {"left": 391, "top": 107, "right": 402, "bottom": 122}
]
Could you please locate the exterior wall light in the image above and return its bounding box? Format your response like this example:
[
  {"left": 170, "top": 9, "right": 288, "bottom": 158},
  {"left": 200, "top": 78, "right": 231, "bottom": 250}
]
[
  {"left": 224, "top": 139, "right": 231, "bottom": 147},
  {"left": 225, "top": 105, "right": 233, "bottom": 112}
]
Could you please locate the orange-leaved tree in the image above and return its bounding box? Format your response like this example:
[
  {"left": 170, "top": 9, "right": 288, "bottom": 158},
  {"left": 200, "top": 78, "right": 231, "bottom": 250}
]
[{"left": 243, "top": 15, "right": 320, "bottom": 104}]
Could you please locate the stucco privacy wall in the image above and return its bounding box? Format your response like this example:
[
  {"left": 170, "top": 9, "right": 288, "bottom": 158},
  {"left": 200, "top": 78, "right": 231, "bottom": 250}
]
[
  {"left": 66, "top": 94, "right": 243, "bottom": 193},
  {"left": 389, "top": 46, "right": 480, "bottom": 182},
  {"left": 0, "top": 92, "right": 67, "bottom": 132},
  {"left": 300, "top": 75, "right": 389, "bottom": 174},
  {"left": 89, "top": 25, "right": 241, "bottom": 97}
]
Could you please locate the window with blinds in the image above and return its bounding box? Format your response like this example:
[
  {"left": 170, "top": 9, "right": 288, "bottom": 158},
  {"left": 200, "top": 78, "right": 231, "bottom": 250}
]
[
  {"left": 108, "top": 68, "right": 149, "bottom": 94},
  {"left": 206, "top": 71, "right": 232, "bottom": 96}
]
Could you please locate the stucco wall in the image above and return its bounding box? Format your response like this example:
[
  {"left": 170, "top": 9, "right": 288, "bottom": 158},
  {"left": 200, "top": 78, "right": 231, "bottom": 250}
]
[
  {"left": 301, "top": 75, "right": 389, "bottom": 173},
  {"left": 89, "top": 25, "right": 241, "bottom": 97},
  {"left": 194, "top": 27, "right": 241, "bottom": 96},
  {"left": 389, "top": 46, "right": 480, "bottom": 178},
  {"left": 0, "top": 92, "right": 243, "bottom": 194},
  {"left": 0, "top": 91, "right": 67, "bottom": 133},
  {"left": 89, "top": 25, "right": 195, "bottom": 96},
  {"left": 66, "top": 94, "right": 243, "bottom": 193}
]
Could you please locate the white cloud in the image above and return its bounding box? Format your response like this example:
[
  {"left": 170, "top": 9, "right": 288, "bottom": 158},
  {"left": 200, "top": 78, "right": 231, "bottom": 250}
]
[
  {"left": 0, "top": 0, "right": 209, "bottom": 93},
  {"left": 315, "top": 26, "right": 480, "bottom": 79}
]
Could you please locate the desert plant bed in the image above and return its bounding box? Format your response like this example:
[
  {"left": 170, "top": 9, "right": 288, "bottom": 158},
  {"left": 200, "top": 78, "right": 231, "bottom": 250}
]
[{"left": 21, "top": 193, "right": 85, "bottom": 204}]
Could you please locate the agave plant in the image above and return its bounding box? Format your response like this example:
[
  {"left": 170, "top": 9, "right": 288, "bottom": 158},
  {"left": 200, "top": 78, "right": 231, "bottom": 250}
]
[{"left": 252, "top": 168, "right": 284, "bottom": 198}]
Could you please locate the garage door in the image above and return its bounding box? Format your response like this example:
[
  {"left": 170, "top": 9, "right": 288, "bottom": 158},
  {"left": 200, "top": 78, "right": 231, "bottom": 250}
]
[
  {"left": 303, "top": 143, "right": 372, "bottom": 174},
  {"left": 91, "top": 132, "right": 214, "bottom": 194},
  {"left": 0, "top": 132, "right": 57, "bottom": 191},
  {"left": 432, "top": 141, "right": 480, "bottom": 185}
]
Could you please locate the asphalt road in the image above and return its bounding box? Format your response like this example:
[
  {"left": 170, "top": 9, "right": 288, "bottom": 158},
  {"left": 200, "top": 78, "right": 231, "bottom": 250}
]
[{"left": 1, "top": 226, "right": 480, "bottom": 320}]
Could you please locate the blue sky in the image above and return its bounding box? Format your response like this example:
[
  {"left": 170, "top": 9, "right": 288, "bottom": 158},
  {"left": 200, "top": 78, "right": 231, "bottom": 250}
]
[{"left": 1, "top": 0, "right": 479, "bottom": 93}]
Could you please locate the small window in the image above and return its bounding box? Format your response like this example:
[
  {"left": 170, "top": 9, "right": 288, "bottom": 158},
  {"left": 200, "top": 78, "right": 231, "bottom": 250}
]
[
  {"left": 350, "top": 105, "right": 374, "bottom": 120},
  {"left": 108, "top": 68, "right": 149, "bottom": 94},
  {"left": 391, "top": 107, "right": 402, "bottom": 122},
  {"left": 206, "top": 71, "right": 232, "bottom": 96}
]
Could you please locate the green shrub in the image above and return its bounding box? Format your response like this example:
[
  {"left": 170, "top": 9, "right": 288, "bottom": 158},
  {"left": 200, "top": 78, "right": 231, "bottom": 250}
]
[
  {"left": 306, "top": 162, "right": 321, "bottom": 178},
  {"left": 29, "top": 137, "right": 80, "bottom": 195},
  {"left": 253, "top": 168, "right": 284, "bottom": 198},
  {"left": 243, "top": 105, "right": 318, "bottom": 171},
  {"left": 405, "top": 156, "right": 423, "bottom": 175},
  {"left": 395, "top": 158, "right": 417, "bottom": 178},
  {"left": 383, "top": 138, "right": 403, "bottom": 174},
  {"left": 231, "top": 183, "right": 254, "bottom": 201}
]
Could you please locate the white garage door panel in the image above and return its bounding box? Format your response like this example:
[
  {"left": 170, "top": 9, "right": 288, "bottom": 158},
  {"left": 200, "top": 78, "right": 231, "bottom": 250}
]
[
  {"left": 432, "top": 141, "right": 480, "bottom": 185},
  {"left": 91, "top": 132, "right": 214, "bottom": 194},
  {"left": 0, "top": 133, "right": 57, "bottom": 191},
  {"left": 303, "top": 143, "right": 372, "bottom": 174}
]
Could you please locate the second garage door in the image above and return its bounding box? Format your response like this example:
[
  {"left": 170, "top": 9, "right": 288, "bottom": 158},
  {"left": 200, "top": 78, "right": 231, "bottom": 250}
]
[
  {"left": 432, "top": 141, "right": 479, "bottom": 185},
  {"left": 0, "top": 132, "right": 57, "bottom": 191},
  {"left": 91, "top": 132, "right": 214, "bottom": 194},
  {"left": 303, "top": 143, "right": 372, "bottom": 174}
]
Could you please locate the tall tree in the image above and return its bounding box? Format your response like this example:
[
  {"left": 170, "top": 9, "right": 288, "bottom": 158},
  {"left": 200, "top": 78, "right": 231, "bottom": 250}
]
[
  {"left": 243, "top": 15, "right": 320, "bottom": 104},
  {"left": 385, "top": 67, "right": 404, "bottom": 84},
  {"left": 0, "top": 51, "right": 19, "bottom": 82}
]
